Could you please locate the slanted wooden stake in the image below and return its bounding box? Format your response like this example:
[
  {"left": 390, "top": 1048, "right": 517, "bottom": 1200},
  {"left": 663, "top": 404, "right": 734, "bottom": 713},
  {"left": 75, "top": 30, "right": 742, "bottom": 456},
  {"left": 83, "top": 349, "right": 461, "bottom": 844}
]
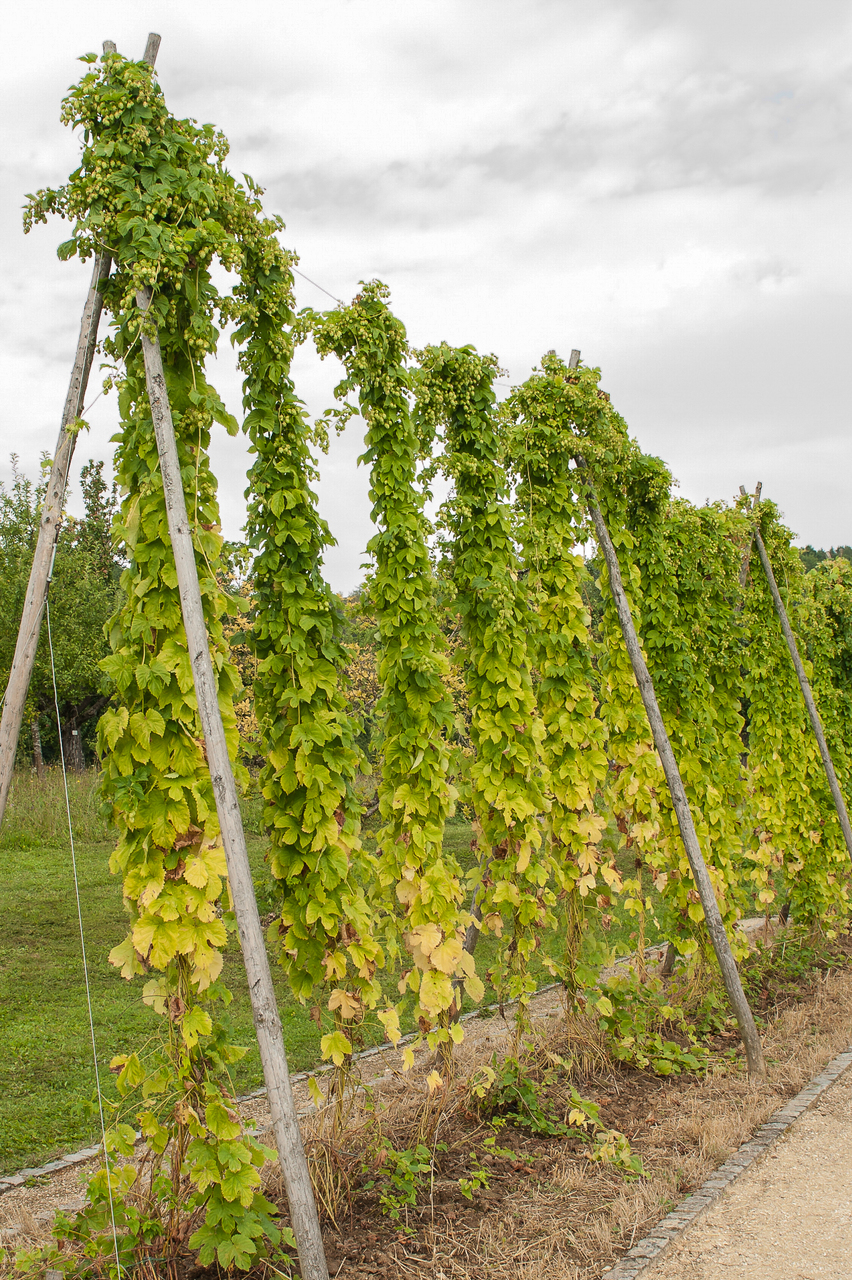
[
  {"left": 0, "top": 248, "right": 111, "bottom": 827},
  {"left": 738, "top": 483, "right": 762, "bottom": 593},
  {"left": 571, "top": 352, "right": 766, "bottom": 1078},
  {"left": 747, "top": 501, "right": 852, "bottom": 867},
  {"left": 0, "top": 35, "right": 159, "bottom": 832},
  {"left": 135, "top": 288, "right": 328, "bottom": 1280}
]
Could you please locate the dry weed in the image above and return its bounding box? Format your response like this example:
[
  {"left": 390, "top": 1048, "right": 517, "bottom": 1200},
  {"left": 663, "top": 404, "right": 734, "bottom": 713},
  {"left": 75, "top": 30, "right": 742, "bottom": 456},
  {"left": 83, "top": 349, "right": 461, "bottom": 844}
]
[{"left": 4, "top": 955, "right": 851, "bottom": 1280}]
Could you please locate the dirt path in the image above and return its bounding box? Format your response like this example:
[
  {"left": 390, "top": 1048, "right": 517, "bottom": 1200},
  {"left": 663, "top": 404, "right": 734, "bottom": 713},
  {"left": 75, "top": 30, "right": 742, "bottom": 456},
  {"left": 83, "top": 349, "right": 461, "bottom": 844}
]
[{"left": 636, "top": 1069, "right": 852, "bottom": 1280}]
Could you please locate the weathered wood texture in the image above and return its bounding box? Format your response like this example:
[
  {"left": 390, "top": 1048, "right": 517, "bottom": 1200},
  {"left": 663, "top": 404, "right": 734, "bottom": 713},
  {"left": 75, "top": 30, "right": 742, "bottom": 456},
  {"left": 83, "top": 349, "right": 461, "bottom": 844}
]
[
  {"left": 136, "top": 288, "right": 329, "bottom": 1280},
  {"left": 738, "top": 482, "right": 762, "bottom": 592}
]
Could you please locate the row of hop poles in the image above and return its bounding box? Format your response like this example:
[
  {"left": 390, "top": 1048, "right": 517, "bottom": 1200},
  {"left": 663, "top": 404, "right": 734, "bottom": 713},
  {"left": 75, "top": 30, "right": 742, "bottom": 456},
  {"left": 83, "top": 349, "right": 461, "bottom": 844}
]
[{"left": 4, "top": 36, "right": 852, "bottom": 1280}]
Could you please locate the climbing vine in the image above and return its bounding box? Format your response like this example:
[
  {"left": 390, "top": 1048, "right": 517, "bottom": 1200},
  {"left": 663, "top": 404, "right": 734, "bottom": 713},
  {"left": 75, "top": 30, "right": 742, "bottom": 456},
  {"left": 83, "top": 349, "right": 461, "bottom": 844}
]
[
  {"left": 311, "top": 286, "right": 480, "bottom": 1066},
  {"left": 25, "top": 48, "right": 284, "bottom": 1271},
  {"left": 234, "top": 197, "right": 383, "bottom": 1079},
  {"left": 414, "top": 342, "right": 550, "bottom": 1018},
  {"left": 503, "top": 356, "right": 618, "bottom": 988},
  {"left": 742, "top": 503, "right": 851, "bottom": 926}
]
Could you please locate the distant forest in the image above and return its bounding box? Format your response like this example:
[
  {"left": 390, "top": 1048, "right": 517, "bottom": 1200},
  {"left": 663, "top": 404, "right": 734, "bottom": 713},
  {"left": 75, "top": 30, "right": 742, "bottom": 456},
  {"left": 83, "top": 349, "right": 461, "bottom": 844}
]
[{"left": 800, "top": 545, "right": 852, "bottom": 572}]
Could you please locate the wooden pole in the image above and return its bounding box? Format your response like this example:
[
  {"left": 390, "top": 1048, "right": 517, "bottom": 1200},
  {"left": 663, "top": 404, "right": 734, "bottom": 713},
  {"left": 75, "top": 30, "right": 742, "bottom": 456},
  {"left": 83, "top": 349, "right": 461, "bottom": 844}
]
[
  {"left": 0, "top": 247, "right": 111, "bottom": 829},
  {"left": 749, "top": 513, "right": 852, "bottom": 866},
  {"left": 738, "top": 482, "right": 762, "bottom": 592},
  {"left": 569, "top": 355, "right": 765, "bottom": 1076},
  {"left": 135, "top": 288, "right": 328, "bottom": 1280},
  {"left": 0, "top": 34, "right": 159, "bottom": 833}
]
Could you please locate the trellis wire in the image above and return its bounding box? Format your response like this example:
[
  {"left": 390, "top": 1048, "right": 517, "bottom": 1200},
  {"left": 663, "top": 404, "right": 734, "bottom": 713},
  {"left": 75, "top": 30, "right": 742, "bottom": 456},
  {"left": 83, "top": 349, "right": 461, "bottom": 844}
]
[{"left": 45, "top": 593, "right": 122, "bottom": 1276}]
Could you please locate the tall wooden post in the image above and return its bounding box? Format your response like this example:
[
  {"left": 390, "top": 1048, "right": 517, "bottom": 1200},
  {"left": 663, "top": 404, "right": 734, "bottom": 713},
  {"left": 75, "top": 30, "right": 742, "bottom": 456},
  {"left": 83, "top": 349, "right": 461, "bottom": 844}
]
[
  {"left": 748, "top": 510, "right": 852, "bottom": 866},
  {"left": 571, "top": 352, "right": 766, "bottom": 1078},
  {"left": 135, "top": 287, "right": 329, "bottom": 1280},
  {"left": 0, "top": 35, "right": 160, "bottom": 832},
  {"left": 0, "top": 249, "right": 110, "bottom": 825},
  {"left": 738, "top": 483, "right": 762, "bottom": 591}
]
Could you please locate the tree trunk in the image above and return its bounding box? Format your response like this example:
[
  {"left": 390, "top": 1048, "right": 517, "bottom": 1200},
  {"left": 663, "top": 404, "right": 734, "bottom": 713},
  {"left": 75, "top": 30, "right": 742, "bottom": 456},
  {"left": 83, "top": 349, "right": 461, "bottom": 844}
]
[
  {"left": 31, "top": 718, "right": 45, "bottom": 779},
  {"left": 61, "top": 723, "right": 85, "bottom": 773}
]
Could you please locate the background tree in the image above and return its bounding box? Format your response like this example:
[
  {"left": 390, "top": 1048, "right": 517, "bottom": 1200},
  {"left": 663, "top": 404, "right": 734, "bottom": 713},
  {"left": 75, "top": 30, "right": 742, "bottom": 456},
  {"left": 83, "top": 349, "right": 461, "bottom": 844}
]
[{"left": 0, "top": 457, "right": 120, "bottom": 770}]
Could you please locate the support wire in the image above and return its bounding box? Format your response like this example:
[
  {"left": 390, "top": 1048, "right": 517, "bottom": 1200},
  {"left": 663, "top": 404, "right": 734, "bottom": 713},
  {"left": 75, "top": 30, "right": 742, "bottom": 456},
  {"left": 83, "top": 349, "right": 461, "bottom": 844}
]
[{"left": 45, "top": 594, "right": 123, "bottom": 1276}]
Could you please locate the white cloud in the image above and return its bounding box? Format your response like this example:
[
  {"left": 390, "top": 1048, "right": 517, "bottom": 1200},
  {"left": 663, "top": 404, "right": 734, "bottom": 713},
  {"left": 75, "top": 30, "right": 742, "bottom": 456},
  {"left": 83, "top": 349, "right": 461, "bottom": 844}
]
[{"left": 2, "top": 0, "right": 851, "bottom": 589}]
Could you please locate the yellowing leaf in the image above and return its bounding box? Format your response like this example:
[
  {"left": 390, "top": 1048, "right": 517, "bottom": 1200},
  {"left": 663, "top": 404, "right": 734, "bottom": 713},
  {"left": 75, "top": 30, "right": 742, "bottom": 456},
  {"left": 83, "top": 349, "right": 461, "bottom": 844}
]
[
  {"left": 142, "top": 977, "right": 168, "bottom": 1016},
  {"left": 406, "top": 922, "right": 442, "bottom": 969},
  {"left": 205, "top": 1098, "right": 241, "bottom": 1140},
  {"left": 578, "top": 846, "right": 599, "bottom": 875},
  {"left": 419, "top": 969, "right": 453, "bottom": 1019},
  {"left": 328, "top": 989, "right": 362, "bottom": 1020},
  {"left": 378, "top": 1007, "right": 402, "bottom": 1046},
  {"left": 182, "top": 1005, "right": 213, "bottom": 1046},
  {"left": 322, "top": 951, "right": 348, "bottom": 981},
  {"left": 430, "top": 936, "right": 463, "bottom": 975},
  {"left": 184, "top": 856, "right": 209, "bottom": 888},
  {"left": 396, "top": 879, "right": 418, "bottom": 906},
  {"left": 108, "top": 935, "right": 145, "bottom": 980},
  {"left": 464, "top": 971, "right": 485, "bottom": 1002},
  {"left": 320, "top": 1029, "right": 352, "bottom": 1066}
]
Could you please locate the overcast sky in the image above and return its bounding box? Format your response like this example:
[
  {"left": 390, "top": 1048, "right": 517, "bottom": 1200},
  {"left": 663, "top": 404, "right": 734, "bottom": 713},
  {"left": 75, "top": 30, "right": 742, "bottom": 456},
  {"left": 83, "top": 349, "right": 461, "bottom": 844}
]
[{"left": 2, "top": 0, "right": 850, "bottom": 591}]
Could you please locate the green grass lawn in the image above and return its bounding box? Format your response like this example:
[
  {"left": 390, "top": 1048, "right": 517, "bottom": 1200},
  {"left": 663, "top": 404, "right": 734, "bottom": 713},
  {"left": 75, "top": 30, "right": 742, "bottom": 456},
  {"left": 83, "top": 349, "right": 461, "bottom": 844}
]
[{"left": 0, "top": 772, "right": 659, "bottom": 1177}]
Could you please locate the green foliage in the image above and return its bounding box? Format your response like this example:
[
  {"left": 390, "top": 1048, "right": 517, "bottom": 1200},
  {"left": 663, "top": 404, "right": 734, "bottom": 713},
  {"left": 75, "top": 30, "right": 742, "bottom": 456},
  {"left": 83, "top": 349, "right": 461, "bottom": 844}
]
[
  {"left": 0, "top": 458, "right": 120, "bottom": 765},
  {"left": 743, "top": 503, "right": 851, "bottom": 927},
  {"left": 310, "top": 284, "right": 473, "bottom": 1057},
  {"left": 468, "top": 1054, "right": 573, "bottom": 1136},
  {"left": 457, "top": 1161, "right": 491, "bottom": 1200},
  {"left": 740, "top": 926, "right": 851, "bottom": 1012},
  {"left": 234, "top": 145, "right": 382, "bottom": 1051},
  {"left": 361, "top": 1138, "right": 438, "bottom": 1231},
  {"left": 503, "top": 353, "right": 615, "bottom": 995},
  {"left": 468, "top": 1051, "right": 642, "bottom": 1174},
  {"left": 622, "top": 498, "right": 754, "bottom": 952},
  {"left": 801, "top": 556, "right": 852, "bottom": 760},
  {"left": 587, "top": 970, "right": 709, "bottom": 1075},
  {"left": 415, "top": 342, "right": 549, "bottom": 1013},
  {"left": 23, "top": 45, "right": 289, "bottom": 1269}
]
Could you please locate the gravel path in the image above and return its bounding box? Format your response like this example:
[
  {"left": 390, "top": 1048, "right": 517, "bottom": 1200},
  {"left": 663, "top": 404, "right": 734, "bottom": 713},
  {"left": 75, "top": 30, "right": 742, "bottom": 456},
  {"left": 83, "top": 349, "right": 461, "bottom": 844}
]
[{"left": 638, "top": 1069, "right": 852, "bottom": 1280}]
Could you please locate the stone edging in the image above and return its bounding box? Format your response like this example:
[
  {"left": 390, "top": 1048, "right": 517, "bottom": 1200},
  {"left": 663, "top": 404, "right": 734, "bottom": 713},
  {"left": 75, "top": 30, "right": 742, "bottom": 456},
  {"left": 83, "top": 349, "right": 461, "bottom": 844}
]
[{"left": 601, "top": 1042, "right": 852, "bottom": 1279}]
